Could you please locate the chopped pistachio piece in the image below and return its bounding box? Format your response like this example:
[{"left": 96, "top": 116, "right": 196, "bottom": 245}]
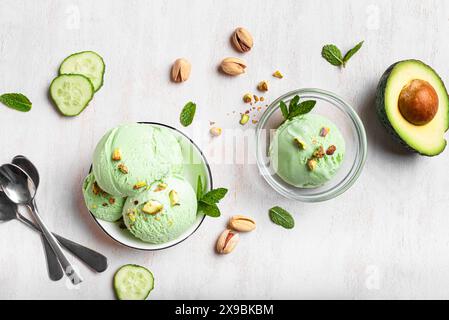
[
  {"left": 154, "top": 183, "right": 168, "bottom": 192},
  {"left": 257, "top": 80, "right": 268, "bottom": 92},
  {"left": 109, "top": 197, "right": 115, "bottom": 205},
  {"left": 92, "top": 182, "right": 101, "bottom": 195},
  {"left": 307, "top": 159, "right": 317, "bottom": 171},
  {"left": 142, "top": 200, "right": 163, "bottom": 215},
  {"left": 112, "top": 148, "right": 122, "bottom": 161},
  {"left": 127, "top": 210, "right": 136, "bottom": 223},
  {"left": 133, "top": 181, "right": 147, "bottom": 190},
  {"left": 240, "top": 113, "right": 250, "bottom": 125},
  {"left": 326, "top": 145, "right": 337, "bottom": 155},
  {"left": 118, "top": 163, "right": 128, "bottom": 174},
  {"left": 272, "top": 70, "right": 284, "bottom": 79},
  {"left": 210, "top": 127, "right": 222, "bottom": 137},
  {"left": 243, "top": 93, "right": 252, "bottom": 103},
  {"left": 313, "top": 146, "right": 325, "bottom": 158},
  {"left": 319, "top": 127, "right": 330, "bottom": 137},
  {"left": 293, "top": 137, "right": 307, "bottom": 150},
  {"left": 169, "top": 190, "right": 180, "bottom": 206}
]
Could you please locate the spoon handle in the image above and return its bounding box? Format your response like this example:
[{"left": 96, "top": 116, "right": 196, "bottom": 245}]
[
  {"left": 52, "top": 234, "right": 108, "bottom": 273},
  {"left": 41, "top": 234, "right": 64, "bottom": 281},
  {"left": 18, "top": 214, "right": 108, "bottom": 272},
  {"left": 27, "top": 202, "right": 83, "bottom": 285}
]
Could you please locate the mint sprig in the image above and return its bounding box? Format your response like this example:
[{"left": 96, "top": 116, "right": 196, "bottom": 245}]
[
  {"left": 321, "top": 41, "right": 364, "bottom": 67},
  {"left": 269, "top": 206, "right": 294, "bottom": 229},
  {"left": 180, "top": 101, "right": 196, "bottom": 127},
  {"left": 196, "top": 176, "right": 228, "bottom": 218},
  {"left": 0, "top": 93, "right": 32, "bottom": 112},
  {"left": 279, "top": 95, "right": 316, "bottom": 121}
]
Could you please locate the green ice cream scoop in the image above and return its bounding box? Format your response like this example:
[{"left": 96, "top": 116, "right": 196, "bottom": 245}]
[
  {"left": 92, "top": 123, "right": 183, "bottom": 197},
  {"left": 122, "top": 175, "right": 198, "bottom": 244},
  {"left": 82, "top": 173, "right": 126, "bottom": 222},
  {"left": 269, "top": 114, "right": 345, "bottom": 188}
]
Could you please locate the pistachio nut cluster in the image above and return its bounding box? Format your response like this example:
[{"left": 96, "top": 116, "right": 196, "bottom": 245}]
[{"left": 216, "top": 215, "right": 256, "bottom": 254}]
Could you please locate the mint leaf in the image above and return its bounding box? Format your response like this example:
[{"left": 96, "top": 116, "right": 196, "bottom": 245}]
[
  {"left": 321, "top": 45, "right": 343, "bottom": 66},
  {"left": 343, "top": 41, "right": 364, "bottom": 65},
  {"left": 279, "top": 101, "right": 289, "bottom": 120},
  {"left": 288, "top": 95, "right": 300, "bottom": 114},
  {"left": 269, "top": 206, "right": 294, "bottom": 229},
  {"left": 198, "top": 202, "right": 220, "bottom": 218},
  {"left": 196, "top": 175, "right": 204, "bottom": 201},
  {"left": 0, "top": 93, "right": 32, "bottom": 112},
  {"left": 197, "top": 186, "right": 228, "bottom": 218},
  {"left": 287, "top": 100, "right": 316, "bottom": 119},
  {"left": 278, "top": 95, "right": 316, "bottom": 121},
  {"left": 180, "top": 101, "right": 196, "bottom": 127},
  {"left": 200, "top": 188, "right": 228, "bottom": 206}
]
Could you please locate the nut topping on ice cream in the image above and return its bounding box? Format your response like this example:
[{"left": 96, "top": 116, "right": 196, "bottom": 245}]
[
  {"left": 142, "top": 200, "right": 163, "bottom": 215},
  {"left": 118, "top": 163, "right": 128, "bottom": 174},
  {"left": 154, "top": 183, "right": 167, "bottom": 192},
  {"left": 133, "top": 181, "right": 147, "bottom": 190},
  {"left": 293, "top": 137, "right": 307, "bottom": 150},
  {"left": 112, "top": 148, "right": 122, "bottom": 161},
  {"left": 169, "top": 190, "right": 180, "bottom": 206}
]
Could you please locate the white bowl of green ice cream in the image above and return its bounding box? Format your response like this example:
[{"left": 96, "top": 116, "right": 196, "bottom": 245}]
[
  {"left": 256, "top": 88, "right": 367, "bottom": 202},
  {"left": 82, "top": 122, "right": 212, "bottom": 251}
]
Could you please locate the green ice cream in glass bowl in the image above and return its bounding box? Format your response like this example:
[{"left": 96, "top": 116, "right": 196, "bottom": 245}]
[{"left": 256, "top": 88, "right": 367, "bottom": 202}]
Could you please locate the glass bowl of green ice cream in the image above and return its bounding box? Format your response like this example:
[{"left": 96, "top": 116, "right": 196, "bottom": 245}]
[{"left": 256, "top": 88, "right": 367, "bottom": 202}]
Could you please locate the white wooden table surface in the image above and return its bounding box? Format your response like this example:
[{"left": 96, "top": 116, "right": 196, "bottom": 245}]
[{"left": 1, "top": 0, "right": 449, "bottom": 300}]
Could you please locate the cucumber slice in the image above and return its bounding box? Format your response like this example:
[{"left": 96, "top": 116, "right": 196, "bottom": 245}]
[
  {"left": 59, "top": 51, "right": 105, "bottom": 91},
  {"left": 50, "top": 74, "right": 94, "bottom": 116},
  {"left": 114, "top": 264, "right": 155, "bottom": 300}
]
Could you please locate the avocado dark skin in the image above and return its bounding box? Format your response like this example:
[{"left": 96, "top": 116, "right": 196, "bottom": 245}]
[{"left": 398, "top": 79, "right": 439, "bottom": 126}]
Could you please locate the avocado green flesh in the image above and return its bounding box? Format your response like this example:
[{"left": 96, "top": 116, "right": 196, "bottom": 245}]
[{"left": 377, "top": 60, "right": 449, "bottom": 156}]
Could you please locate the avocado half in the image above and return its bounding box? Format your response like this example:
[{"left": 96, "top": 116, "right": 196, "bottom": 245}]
[{"left": 376, "top": 60, "right": 449, "bottom": 156}]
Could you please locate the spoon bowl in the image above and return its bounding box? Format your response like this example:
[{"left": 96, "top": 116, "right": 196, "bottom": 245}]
[
  {"left": 12, "top": 155, "right": 40, "bottom": 188},
  {"left": 0, "top": 164, "right": 36, "bottom": 204},
  {"left": 0, "top": 192, "right": 18, "bottom": 222}
]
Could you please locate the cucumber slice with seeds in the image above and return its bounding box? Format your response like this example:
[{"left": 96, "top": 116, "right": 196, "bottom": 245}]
[
  {"left": 114, "top": 264, "right": 155, "bottom": 300},
  {"left": 50, "top": 74, "right": 94, "bottom": 116},
  {"left": 59, "top": 51, "right": 105, "bottom": 91}
]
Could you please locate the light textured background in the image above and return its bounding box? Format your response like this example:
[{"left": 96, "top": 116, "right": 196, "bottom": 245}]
[{"left": 0, "top": 0, "right": 448, "bottom": 300}]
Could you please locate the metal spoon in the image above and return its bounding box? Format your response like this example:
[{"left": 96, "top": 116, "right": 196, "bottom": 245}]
[
  {"left": 12, "top": 155, "right": 62, "bottom": 280},
  {"left": 0, "top": 164, "right": 82, "bottom": 284},
  {"left": 0, "top": 192, "right": 63, "bottom": 280},
  {"left": 11, "top": 155, "right": 108, "bottom": 273}
]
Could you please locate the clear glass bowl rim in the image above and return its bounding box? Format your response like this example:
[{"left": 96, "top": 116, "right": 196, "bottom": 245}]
[{"left": 255, "top": 88, "right": 367, "bottom": 202}]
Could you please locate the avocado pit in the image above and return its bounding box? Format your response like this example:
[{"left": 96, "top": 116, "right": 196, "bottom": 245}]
[{"left": 398, "top": 79, "right": 439, "bottom": 126}]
